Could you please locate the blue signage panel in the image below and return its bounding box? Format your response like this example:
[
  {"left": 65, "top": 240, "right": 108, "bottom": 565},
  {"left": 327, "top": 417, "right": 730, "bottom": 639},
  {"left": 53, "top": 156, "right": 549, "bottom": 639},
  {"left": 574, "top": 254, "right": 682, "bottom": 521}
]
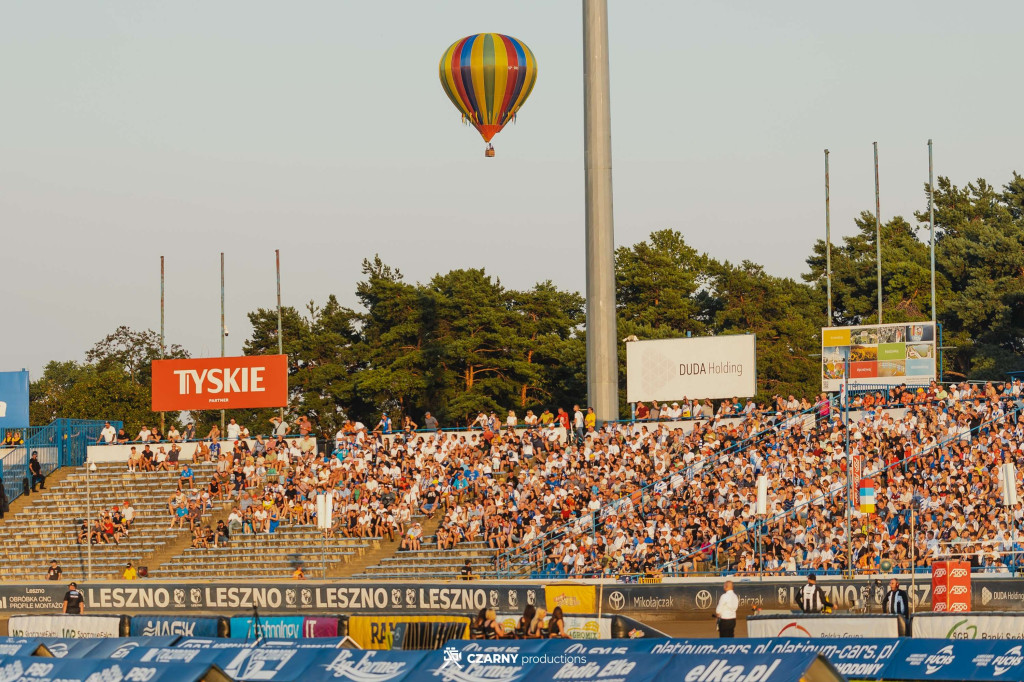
[
  {"left": 229, "top": 616, "right": 305, "bottom": 639},
  {"left": 129, "top": 616, "right": 220, "bottom": 638},
  {"left": 0, "top": 370, "right": 29, "bottom": 428}
]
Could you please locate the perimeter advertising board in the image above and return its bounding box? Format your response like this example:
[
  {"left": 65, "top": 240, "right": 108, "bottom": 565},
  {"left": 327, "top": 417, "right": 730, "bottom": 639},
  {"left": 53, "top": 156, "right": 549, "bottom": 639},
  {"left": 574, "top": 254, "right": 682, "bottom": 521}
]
[
  {"left": 151, "top": 355, "right": 288, "bottom": 411},
  {"left": 821, "top": 322, "right": 936, "bottom": 392},
  {"left": 0, "top": 370, "right": 29, "bottom": 428},
  {"left": 626, "top": 335, "right": 756, "bottom": 403}
]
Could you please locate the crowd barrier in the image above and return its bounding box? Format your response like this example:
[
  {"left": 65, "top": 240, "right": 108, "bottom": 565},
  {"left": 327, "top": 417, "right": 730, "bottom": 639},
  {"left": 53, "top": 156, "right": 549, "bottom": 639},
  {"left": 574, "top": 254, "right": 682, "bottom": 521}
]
[
  {"left": 4, "top": 577, "right": 1024, "bottom": 618},
  {"left": 912, "top": 611, "right": 1024, "bottom": 639},
  {"left": 747, "top": 614, "right": 904, "bottom": 638},
  {"left": 9, "top": 633, "right": 1024, "bottom": 681}
]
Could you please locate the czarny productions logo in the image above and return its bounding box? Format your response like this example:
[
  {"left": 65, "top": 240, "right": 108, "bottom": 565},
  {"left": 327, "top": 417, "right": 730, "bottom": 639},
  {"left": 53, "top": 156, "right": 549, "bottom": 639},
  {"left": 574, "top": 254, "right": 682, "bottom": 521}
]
[
  {"left": 695, "top": 590, "right": 713, "bottom": 610},
  {"left": 608, "top": 591, "right": 625, "bottom": 611},
  {"left": 441, "top": 647, "right": 463, "bottom": 671}
]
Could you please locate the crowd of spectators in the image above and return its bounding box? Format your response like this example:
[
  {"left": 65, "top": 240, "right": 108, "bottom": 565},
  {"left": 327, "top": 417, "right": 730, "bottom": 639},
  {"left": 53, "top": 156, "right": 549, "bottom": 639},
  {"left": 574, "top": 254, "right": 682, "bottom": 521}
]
[{"left": 84, "top": 380, "right": 1024, "bottom": 577}]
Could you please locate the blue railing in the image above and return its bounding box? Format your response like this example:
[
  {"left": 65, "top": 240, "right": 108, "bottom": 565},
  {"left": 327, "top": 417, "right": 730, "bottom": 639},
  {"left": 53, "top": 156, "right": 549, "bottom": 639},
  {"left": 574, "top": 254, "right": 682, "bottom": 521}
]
[{"left": 0, "top": 418, "right": 121, "bottom": 506}]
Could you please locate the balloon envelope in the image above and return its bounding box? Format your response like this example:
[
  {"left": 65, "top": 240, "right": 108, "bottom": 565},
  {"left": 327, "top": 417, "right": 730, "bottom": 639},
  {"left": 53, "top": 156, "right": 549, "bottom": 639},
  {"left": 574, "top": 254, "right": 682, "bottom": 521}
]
[{"left": 439, "top": 33, "right": 538, "bottom": 143}]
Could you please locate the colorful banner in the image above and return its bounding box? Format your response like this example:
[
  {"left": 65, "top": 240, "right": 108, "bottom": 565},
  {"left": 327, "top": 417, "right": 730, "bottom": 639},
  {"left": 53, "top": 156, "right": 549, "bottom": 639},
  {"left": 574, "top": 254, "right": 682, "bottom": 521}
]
[
  {"left": 544, "top": 585, "right": 597, "bottom": 614},
  {"left": 302, "top": 616, "right": 339, "bottom": 638},
  {"left": 859, "top": 478, "right": 876, "bottom": 513},
  {"left": 150, "top": 354, "right": 288, "bottom": 411},
  {"left": 229, "top": 616, "right": 304, "bottom": 639},
  {"left": 821, "top": 322, "right": 936, "bottom": 392},
  {"left": 0, "top": 370, "right": 30, "bottom": 428},
  {"left": 348, "top": 615, "right": 469, "bottom": 650}
]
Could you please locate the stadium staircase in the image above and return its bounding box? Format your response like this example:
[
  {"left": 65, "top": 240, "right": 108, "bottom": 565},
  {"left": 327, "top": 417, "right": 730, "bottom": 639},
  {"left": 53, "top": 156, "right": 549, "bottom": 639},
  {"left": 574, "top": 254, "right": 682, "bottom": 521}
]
[{"left": 0, "top": 461, "right": 220, "bottom": 581}]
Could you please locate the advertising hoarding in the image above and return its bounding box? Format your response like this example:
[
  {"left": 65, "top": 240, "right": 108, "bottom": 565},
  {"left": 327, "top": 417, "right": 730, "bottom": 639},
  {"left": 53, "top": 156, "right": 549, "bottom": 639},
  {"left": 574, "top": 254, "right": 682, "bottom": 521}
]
[
  {"left": 626, "top": 335, "right": 756, "bottom": 403},
  {"left": 821, "top": 322, "right": 936, "bottom": 392},
  {"left": 0, "top": 370, "right": 30, "bottom": 428},
  {"left": 151, "top": 355, "right": 288, "bottom": 411}
]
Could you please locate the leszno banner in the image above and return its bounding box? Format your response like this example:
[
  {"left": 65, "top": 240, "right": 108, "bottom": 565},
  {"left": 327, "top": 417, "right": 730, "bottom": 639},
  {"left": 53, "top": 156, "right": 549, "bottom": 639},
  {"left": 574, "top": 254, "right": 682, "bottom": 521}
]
[
  {"left": 626, "top": 335, "right": 756, "bottom": 403},
  {"left": 151, "top": 355, "right": 288, "bottom": 411}
]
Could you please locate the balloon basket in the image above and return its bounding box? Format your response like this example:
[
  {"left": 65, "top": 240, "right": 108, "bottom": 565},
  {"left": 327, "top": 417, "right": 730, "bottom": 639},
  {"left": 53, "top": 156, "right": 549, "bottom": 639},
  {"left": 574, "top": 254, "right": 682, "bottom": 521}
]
[{"left": 484, "top": 146, "right": 495, "bottom": 158}]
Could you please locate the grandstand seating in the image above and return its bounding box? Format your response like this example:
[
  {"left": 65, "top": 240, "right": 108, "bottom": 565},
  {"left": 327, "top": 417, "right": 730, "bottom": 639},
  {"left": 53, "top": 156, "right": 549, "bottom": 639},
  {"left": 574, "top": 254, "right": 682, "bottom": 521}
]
[
  {"left": 0, "top": 461, "right": 218, "bottom": 580},
  {"left": 352, "top": 538, "right": 498, "bottom": 580}
]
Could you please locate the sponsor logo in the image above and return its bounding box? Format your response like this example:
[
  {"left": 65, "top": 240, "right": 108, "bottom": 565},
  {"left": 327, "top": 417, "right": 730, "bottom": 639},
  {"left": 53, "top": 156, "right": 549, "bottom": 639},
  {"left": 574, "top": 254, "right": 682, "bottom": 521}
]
[
  {"left": 441, "top": 647, "right": 463, "bottom": 671},
  {"left": 173, "top": 589, "right": 186, "bottom": 606},
  {"left": 934, "top": 602, "right": 948, "bottom": 612},
  {"left": 951, "top": 602, "right": 970, "bottom": 612},
  {"left": 683, "top": 658, "right": 781, "bottom": 682},
  {"left": 777, "top": 588, "right": 789, "bottom": 606},
  {"left": 324, "top": 651, "right": 411, "bottom": 682},
  {"left": 301, "top": 589, "right": 312, "bottom": 607},
  {"left": 925, "top": 645, "right": 956, "bottom": 675},
  {"left": 189, "top": 588, "right": 203, "bottom": 605},
  {"left": 222, "top": 649, "right": 297, "bottom": 681},
  {"left": 950, "top": 585, "right": 969, "bottom": 596},
  {"left": 141, "top": 619, "right": 199, "bottom": 636},
  {"left": 993, "top": 646, "right": 1023, "bottom": 676},
  {"left": 695, "top": 590, "right": 713, "bottom": 610},
  {"left": 608, "top": 592, "right": 625, "bottom": 611},
  {"left": 951, "top": 568, "right": 969, "bottom": 578},
  {"left": 405, "top": 589, "right": 416, "bottom": 607},
  {"left": 777, "top": 622, "right": 813, "bottom": 638},
  {"left": 983, "top": 587, "right": 993, "bottom": 606},
  {"left": 946, "top": 619, "right": 979, "bottom": 639},
  {"left": 151, "top": 355, "right": 288, "bottom": 411},
  {"left": 508, "top": 590, "right": 518, "bottom": 609},
  {"left": 934, "top": 567, "right": 947, "bottom": 579},
  {"left": 489, "top": 590, "right": 499, "bottom": 608},
  {"left": 934, "top": 584, "right": 947, "bottom": 595},
  {"left": 285, "top": 590, "right": 297, "bottom": 607},
  {"left": 527, "top": 590, "right": 537, "bottom": 606}
]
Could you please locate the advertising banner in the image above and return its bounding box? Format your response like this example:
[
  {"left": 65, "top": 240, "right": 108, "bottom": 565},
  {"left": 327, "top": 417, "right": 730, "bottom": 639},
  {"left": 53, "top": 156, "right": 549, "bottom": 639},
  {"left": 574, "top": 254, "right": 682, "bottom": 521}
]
[
  {"left": 0, "top": 370, "right": 29, "bottom": 428},
  {"left": 529, "top": 653, "right": 669, "bottom": 682},
  {"left": 626, "top": 335, "right": 756, "bottom": 403},
  {"left": 302, "top": 616, "right": 339, "bottom": 638},
  {"left": 544, "top": 585, "right": 596, "bottom": 614},
  {"left": 307, "top": 650, "right": 427, "bottom": 682},
  {"left": 8, "top": 615, "right": 121, "bottom": 638},
  {"left": 129, "top": 616, "right": 220, "bottom": 637},
  {"left": 656, "top": 651, "right": 835, "bottom": 682},
  {"left": 913, "top": 612, "right": 1024, "bottom": 639},
  {"left": 83, "top": 637, "right": 182, "bottom": 660},
  {"left": 348, "top": 615, "right": 469, "bottom": 650},
  {"left": 0, "top": 655, "right": 217, "bottom": 682},
  {"left": 932, "top": 560, "right": 972, "bottom": 613},
  {"left": 821, "top": 322, "right": 936, "bottom": 391},
  {"left": 151, "top": 354, "right": 288, "bottom": 411},
  {"left": 229, "top": 616, "right": 305, "bottom": 639},
  {"left": 880, "top": 640, "right": 1024, "bottom": 681},
  {"left": 746, "top": 615, "right": 901, "bottom": 638}
]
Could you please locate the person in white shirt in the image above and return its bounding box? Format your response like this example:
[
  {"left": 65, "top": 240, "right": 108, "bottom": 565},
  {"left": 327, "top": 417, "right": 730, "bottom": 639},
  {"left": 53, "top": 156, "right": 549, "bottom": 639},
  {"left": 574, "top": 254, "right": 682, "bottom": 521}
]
[
  {"left": 98, "top": 422, "right": 116, "bottom": 444},
  {"left": 715, "top": 580, "right": 738, "bottom": 638},
  {"left": 226, "top": 419, "right": 241, "bottom": 440}
]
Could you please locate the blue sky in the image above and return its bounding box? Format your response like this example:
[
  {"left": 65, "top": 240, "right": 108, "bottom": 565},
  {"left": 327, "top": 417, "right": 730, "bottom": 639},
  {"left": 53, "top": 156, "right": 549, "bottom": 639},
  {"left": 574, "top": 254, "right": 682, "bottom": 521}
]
[{"left": 3, "top": 1, "right": 1022, "bottom": 375}]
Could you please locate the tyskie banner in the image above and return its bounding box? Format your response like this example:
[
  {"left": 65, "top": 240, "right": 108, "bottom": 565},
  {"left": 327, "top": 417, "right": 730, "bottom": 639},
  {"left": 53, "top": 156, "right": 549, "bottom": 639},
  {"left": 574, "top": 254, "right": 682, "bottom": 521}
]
[{"left": 151, "top": 354, "right": 288, "bottom": 411}]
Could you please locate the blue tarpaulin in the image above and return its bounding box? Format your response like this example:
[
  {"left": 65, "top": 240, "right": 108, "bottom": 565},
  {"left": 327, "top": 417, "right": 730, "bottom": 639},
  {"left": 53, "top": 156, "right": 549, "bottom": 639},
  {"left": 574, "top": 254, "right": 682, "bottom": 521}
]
[
  {"left": 0, "top": 654, "right": 219, "bottom": 681},
  {"left": 880, "top": 639, "right": 1024, "bottom": 681}
]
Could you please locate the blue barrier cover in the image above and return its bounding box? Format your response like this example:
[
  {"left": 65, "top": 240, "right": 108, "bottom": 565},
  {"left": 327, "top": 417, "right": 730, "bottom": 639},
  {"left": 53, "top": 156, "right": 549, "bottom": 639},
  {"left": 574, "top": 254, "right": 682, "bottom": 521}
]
[
  {"left": 0, "top": 640, "right": 44, "bottom": 658},
  {"left": 529, "top": 653, "right": 670, "bottom": 682},
  {"left": 215, "top": 647, "right": 323, "bottom": 681},
  {"left": 230, "top": 616, "right": 305, "bottom": 639},
  {"left": 75, "top": 636, "right": 181, "bottom": 660},
  {"left": 0, "top": 654, "right": 214, "bottom": 682},
  {"left": 123, "top": 646, "right": 226, "bottom": 665},
  {"left": 881, "top": 640, "right": 1024, "bottom": 681},
  {"left": 304, "top": 649, "right": 428, "bottom": 682},
  {"left": 34, "top": 638, "right": 104, "bottom": 659},
  {"left": 657, "top": 651, "right": 821, "bottom": 682},
  {"left": 130, "top": 615, "right": 220, "bottom": 637}
]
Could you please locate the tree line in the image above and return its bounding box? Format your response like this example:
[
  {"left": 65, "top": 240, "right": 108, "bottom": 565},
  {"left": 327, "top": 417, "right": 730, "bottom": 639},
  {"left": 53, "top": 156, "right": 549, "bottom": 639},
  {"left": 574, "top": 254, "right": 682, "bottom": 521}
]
[{"left": 30, "top": 172, "right": 1024, "bottom": 435}]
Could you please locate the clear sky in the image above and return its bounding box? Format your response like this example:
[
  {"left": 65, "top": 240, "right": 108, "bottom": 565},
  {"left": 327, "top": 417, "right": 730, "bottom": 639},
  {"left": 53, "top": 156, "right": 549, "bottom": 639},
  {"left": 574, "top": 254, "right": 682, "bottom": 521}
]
[{"left": 3, "top": 1, "right": 1022, "bottom": 376}]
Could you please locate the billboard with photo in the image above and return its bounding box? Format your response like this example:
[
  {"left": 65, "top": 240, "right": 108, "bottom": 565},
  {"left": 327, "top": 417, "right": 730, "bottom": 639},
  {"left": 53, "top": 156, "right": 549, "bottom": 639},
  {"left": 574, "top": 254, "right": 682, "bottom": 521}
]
[
  {"left": 626, "top": 335, "right": 756, "bottom": 403},
  {"left": 821, "top": 322, "right": 936, "bottom": 392},
  {"left": 0, "top": 370, "right": 30, "bottom": 428}
]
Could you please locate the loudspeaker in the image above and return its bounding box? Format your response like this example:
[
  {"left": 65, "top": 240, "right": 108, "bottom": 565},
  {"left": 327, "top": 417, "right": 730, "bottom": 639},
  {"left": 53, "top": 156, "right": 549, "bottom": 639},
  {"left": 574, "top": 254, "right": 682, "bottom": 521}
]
[{"left": 138, "top": 566, "right": 149, "bottom": 578}]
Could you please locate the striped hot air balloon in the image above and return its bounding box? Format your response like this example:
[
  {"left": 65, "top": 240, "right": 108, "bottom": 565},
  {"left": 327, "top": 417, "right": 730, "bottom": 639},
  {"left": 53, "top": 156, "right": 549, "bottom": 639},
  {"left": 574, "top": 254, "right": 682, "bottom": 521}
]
[{"left": 439, "top": 33, "right": 538, "bottom": 157}]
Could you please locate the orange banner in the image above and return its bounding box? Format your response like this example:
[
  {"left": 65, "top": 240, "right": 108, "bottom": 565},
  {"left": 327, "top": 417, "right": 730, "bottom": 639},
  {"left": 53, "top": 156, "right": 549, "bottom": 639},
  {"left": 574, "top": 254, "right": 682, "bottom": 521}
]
[{"left": 151, "top": 355, "right": 288, "bottom": 411}]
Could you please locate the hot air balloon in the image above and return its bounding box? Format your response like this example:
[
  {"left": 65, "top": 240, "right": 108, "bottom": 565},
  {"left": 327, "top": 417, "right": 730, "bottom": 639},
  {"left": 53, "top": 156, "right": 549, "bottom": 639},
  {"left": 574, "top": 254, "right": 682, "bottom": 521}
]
[{"left": 439, "top": 33, "right": 537, "bottom": 157}]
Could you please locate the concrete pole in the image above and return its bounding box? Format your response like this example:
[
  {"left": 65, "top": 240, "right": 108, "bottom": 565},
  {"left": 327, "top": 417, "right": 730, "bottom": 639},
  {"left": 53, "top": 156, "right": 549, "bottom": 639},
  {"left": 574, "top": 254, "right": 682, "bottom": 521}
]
[
  {"left": 220, "top": 252, "right": 225, "bottom": 433},
  {"left": 928, "top": 140, "right": 936, "bottom": 324},
  {"left": 582, "top": 0, "right": 619, "bottom": 423},
  {"left": 874, "top": 142, "right": 882, "bottom": 325},
  {"left": 276, "top": 249, "right": 284, "bottom": 421},
  {"left": 825, "top": 149, "right": 832, "bottom": 324},
  {"left": 160, "top": 256, "right": 165, "bottom": 434}
]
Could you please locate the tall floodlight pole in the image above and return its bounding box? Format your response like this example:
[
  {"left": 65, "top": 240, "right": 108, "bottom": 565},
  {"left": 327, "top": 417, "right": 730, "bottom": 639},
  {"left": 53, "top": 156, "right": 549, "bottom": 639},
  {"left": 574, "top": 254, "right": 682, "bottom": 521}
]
[
  {"left": 582, "top": 0, "right": 619, "bottom": 423},
  {"left": 825, "top": 149, "right": 832, "bottom": 324},
  {"left": 874, "top": 142, "right": 882, "bottom": 325},
  {"left": 160, "top": 256, "right": 166, "bottom": 434},
  {"left": 276, "top": 249, "right": 284, "bottom": 421},
  {"left": 220, "top": 252, "right": 226, "bottom": 433},
  {"left": 928, "top": 140, "right": 936, "bottom": 323}
]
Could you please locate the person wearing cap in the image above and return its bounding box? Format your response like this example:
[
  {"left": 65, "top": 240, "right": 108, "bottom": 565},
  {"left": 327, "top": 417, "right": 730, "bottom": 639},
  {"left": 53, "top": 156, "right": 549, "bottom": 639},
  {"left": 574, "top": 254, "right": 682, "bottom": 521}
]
[
  {"left": 29, "top": 452, "right": 45, "bottom": 492},
  {"left": 46, "top": 559, "right": 62, "bottom": 581},
  {"left": 800, "top": 574, "right": 830, "bottom": 613},
  {"left": 122, "top": 561, "right": 138, "bottom": 580},
  {"left": 63, "top": 583, "right": 85, "bottom": 614}
]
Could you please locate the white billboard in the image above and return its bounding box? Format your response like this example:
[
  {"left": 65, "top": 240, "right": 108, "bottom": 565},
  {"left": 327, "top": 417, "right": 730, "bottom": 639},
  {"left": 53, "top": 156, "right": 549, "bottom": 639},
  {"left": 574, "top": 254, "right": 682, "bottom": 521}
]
[{"left": 626, "top": 335, "right": 756, "bottom": 403}]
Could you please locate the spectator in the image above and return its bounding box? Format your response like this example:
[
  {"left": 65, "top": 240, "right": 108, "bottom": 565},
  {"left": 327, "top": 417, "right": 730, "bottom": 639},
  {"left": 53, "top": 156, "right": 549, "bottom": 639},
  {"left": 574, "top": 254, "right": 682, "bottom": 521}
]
[
  {"left": 97, "top": 422, "right": 116, "bottom": 444},
  {"left": 62, "top": 583, "right": 85, "bottom": 614},
  {"left": 122, "top": 562, "right": 138, "bottom": 580},
  {"left": 226, "top": 418, "right": 241, "bottom": 440},
  {"left": 46, "top": 559, "right": 62, "bottom": 581},
  {"left": 29, "top": 452, "right": 45, "bottom": 491},
  {"left": 178, "top": 463, "right": 195, "bottom": 490},
  {"left": 424, "top": 412, "right": 439, "bottom": 430}
]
